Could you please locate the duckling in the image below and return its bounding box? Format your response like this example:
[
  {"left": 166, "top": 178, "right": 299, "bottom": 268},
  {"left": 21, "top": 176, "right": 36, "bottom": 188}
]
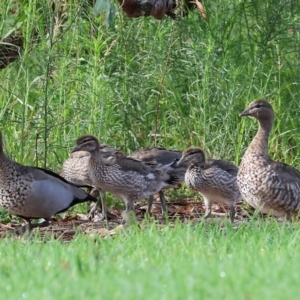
[
  {"left": 71, "top": 135, "right": 179, "bottom": 223},
  {"left": 130, "top": 146, "right": 186, "bottom": 214},
  {"left": 0, "top": 131, "right": 98, "bottom": 231},
  {"left": 60, "top": 144, "right": 118, "bottom": 218},
  {"left": 177, "top": 147, "right": 242, "bottom": 223},
  {"left": 238, "top": 99, "right": 300, "bottom": 219}
]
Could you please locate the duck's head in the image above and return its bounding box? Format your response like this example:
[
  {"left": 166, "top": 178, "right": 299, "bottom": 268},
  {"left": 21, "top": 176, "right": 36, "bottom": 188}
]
[
  {"left": 72, "top": 135, "right": 100, "bottom": 153},
  {"left": 177, "top": 147, "right": 205, "bottom": 168},
  {"left": 239, "top": 99, "right": 275, "bottom": 123}
]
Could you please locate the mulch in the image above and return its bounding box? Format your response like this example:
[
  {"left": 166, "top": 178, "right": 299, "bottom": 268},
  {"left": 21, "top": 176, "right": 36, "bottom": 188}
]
[{"left": 0, "top": 200, "right": 256, "bottom": 241}]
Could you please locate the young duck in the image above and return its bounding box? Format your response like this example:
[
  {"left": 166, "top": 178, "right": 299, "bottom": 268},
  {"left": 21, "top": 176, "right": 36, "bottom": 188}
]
[
  {"left": 72, "top": 135, "right": 179, "bottom": 223},
  {"left": 60, "top": 144, "right": 118, "bottom": 218},
  {"left": 177, "top": 147, "right": 242, "bottom": 223},
  {"left": 130, "top": 146, "right": 186, "bottom": 214}
]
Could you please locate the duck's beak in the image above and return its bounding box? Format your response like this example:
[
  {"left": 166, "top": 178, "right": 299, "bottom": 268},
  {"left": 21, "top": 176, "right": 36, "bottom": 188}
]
[
  {"left": 71, "top": 145, "right": 80, "bottom": 153},
  {"left": 176, "top": 157, "right": 186, "bottom": 167},
  {"left": 239, "top": 109, "right": 251, "bottom": 117},
  {"left": 169, "top": 158, "right": 180, "bottom": 168}
]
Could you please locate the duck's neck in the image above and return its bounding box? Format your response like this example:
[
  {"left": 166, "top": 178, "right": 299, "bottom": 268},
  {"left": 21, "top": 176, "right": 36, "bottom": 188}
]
[
  {"left": 89, "top": 149, "right": 104, "bottom": 164},
  {"left": 246, "top": 119, "right": 272, "bottom": 157},
  {"left": 0, "top": 151, "right": 15, "bottom": 178},
  {"left": 0, "top": 150, "right": 9, "bottom": 162}
]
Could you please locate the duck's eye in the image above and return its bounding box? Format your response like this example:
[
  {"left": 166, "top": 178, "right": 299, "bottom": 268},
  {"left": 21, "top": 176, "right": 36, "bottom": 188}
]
[{"left": 255, "top": 103, "right": 263, "bottom": 108}]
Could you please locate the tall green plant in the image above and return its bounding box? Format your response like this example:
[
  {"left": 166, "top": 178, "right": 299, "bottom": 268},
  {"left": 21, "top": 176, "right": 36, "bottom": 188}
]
[{"left": 0, "top": 0, "right": 299, "bottom": 171}]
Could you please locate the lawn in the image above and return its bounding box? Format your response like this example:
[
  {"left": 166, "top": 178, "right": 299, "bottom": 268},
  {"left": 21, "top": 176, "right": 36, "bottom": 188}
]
[{"left": 0, "top": 220, "right": 300, "bottom": 299}]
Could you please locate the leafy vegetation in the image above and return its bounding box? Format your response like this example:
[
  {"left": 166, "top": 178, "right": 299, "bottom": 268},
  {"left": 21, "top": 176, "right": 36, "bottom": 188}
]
[{"left": 1, "top": 0, "right": 299, "bottom": 169}]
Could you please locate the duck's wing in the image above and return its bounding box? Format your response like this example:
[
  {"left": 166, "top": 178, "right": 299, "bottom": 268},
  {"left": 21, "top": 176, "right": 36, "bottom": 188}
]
[
  {"left": 116, "top": 157, "right": 152, "bottom": 175},
  {"left": 271, "top": 160, "right": 300, "bottom": 182},
  {"left": 16, "top": 166, "right": 97, "bottom": 219},
  {"left": 205, "top": 159, "right": 238, "bottom": 176}
]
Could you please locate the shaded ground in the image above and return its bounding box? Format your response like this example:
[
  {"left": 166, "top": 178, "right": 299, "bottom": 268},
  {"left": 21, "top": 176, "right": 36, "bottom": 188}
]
[{"left": 0, "top": 199, "right": 252, "bottom": 241}]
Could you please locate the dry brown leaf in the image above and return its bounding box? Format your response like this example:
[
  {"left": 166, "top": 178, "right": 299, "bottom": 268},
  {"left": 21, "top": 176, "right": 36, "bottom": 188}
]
[
  {"left": 96, "top": 228, "right": 111, "bottom": 237},
  {"left": 86, "top": 227, "right": 110, "bottom": 238},
  {"left": 194, "top": 0, "right": 207, "bottom": 19},
  {"left": 76, "top": 214, "right": 89, "bottom": 221},
  {"left": 109, "top": 224, "right": 125, "bottom": 235}
]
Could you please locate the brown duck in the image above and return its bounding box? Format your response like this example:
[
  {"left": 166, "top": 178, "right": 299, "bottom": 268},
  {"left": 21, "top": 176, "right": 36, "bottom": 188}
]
[
  {"left": 238, "top": 99, "right": 300, "bottom": 218},
  {"left": 72, "top": 135, "right": 179, "bottom": 223},
  {"left": 130, "top": 146, "right": 186, "bottom": 214},
  {"left": 177, "top": 147, "right": 242, "bottom": 223}
]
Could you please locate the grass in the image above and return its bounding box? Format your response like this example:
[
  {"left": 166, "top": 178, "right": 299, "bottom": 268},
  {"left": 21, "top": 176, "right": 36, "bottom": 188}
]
[
  {"left": 0, "top": 0, "right": 299, "bottom": 168},
  {"left": 0, "top": 220, "right": 300, "bottom": 299},
  {"left": 0, "top": 0, "right": 300, "bottom": 298}
]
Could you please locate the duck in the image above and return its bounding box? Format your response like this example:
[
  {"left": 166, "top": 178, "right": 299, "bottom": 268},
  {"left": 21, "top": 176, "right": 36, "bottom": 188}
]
[
  {"left": 60, "top": 143, "right": 118, "bottom": 218},
  {"left": 129, "top": 146, "right": 186, "bottom": 214},
  {"left": 238, "top": 99, "right": 300, "bottom": 219},
  {"left": 117, "top": 0, "right": 177, "bottom": 20},
  {"left": 71, "top": 135, "right": 179, "bottom": 223},
  {"left": 177, "top": 147, "right": 242, "bottom": 223},
  {"left": 0, "top": 131, "right": 98, "bottom": 231}
]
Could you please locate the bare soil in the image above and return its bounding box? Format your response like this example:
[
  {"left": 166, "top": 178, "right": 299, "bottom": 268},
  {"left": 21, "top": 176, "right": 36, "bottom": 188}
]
[{"left": 0, "top": 199, "right": 253, "bottom": 241}]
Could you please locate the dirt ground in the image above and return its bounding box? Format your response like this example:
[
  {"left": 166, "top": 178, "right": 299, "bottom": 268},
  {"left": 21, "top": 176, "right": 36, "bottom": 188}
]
[{"left": 0, "top": 199, "right": 253, "bottom": 241}]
